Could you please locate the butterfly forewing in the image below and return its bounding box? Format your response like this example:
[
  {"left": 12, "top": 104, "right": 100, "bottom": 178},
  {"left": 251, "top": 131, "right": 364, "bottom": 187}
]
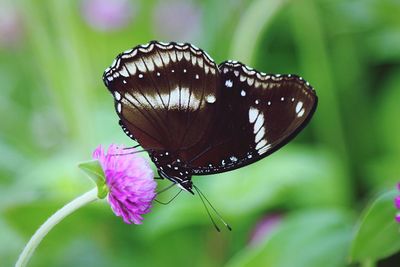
[
  {"left": 189, "top": 61, "right": 317, "bottom": 174},
  {"left": 103, "top": 41, "right": 220, "bottom": 151}
]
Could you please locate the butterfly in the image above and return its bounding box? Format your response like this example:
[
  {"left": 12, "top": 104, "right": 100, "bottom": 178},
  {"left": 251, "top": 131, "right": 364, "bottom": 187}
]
[{"left": 103, "top": 41, "right": 317, "bottom": 195}]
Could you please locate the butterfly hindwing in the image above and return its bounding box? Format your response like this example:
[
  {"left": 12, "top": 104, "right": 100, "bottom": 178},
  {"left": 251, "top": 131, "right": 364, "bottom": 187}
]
[{"left": 189, "top": 61, "right": 317, "bottom": 174}]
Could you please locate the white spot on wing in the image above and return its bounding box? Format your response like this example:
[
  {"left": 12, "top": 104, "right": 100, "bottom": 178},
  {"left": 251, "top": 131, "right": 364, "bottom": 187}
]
[
  {"left": 111, "top": 58, "right": 117, "bottom": 68},
  {"left": 205, "top": 94, "right": 216, "bottom": 104},
  {"left": 256, "top": 139, "right": 267, "bottom": 150},
  {"left": 135, "top": 61, "right": 146, "bottom": 72},
  {"left": 114, "top": 92, "right": 121, "bottom": 101},
  {"left": 255, "top": 127, "right": 265, "bottom": 143},
  {"left": 296, "top": 101, "right": 303, "bottom": 113},
  {"left": 119, "top": 66, "right": 129, "bottom": 77},
  {"left": 176, "top": 50, "right": 184, "bottom": 61},
  {"left": 258, "top": 144, "right": 272, "bottom": 155},
  {"left": 168, "top": 86, "right": 201, "bottom": 110},
  {"left": 153, "top": 54, "right": 163, "bottom": 68},
  {"left": 170, "top": 51, "right": 177, "bottom": 62},
  {"left": 179, "top": 87, "right": 190, "bottom": 110},
  {"left": 204, "top": 65, "right": 210, "bottom": 74},
  {"left": 248, "top": 107, "right": 258, "bottom": 123},
  {"left": 241, "top": 90, "right": 246, "bottom": 96},
  {"left": 183, "top": 51, "right": 190, "bottom": 61},
  {"left": 191, "top": 56, "right": 197, "bottom": 66},
  {"left": 247, "top": 77, "right": 254, "bottom": 86},
  {"left": 254, "top": 113, "right": 264, "bottom": 133},
  {"left": 225, "top": 79, "right": 233, "bottom": 87},
  {"left": 125, "top": 62, "right": 137, "bottom": 75},
  {"left": 142, "top": 57, "right": 155, "bottom": 71},
  {"left": 159, "top": 51, "right": 170, "bottom": 65},
  {"left": 197, "top": 57, "right": 204, "bottom": 67}
]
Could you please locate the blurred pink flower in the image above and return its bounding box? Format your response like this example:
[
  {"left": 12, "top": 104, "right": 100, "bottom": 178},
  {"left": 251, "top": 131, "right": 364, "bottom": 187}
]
[
  {"left": 0, "top": 3, "right": 24, "bottom": 49},
  {"left": 81, "top": 0, "right": 135, "bottom": 31},
  {"left": 249, "top": 214, "right": 282, "bottom": 246},
  {"left": 395, "top": 183, "right": 400, "bottom": 223},
  {"left": 152, "top": 0, "right": 202, "bottom": 42},
  {"left": 93, "top": 144, "right": 156, "bottom": 224}
]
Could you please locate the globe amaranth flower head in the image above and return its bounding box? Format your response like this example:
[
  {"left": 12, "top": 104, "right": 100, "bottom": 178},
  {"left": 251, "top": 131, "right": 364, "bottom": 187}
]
[
  {"left": 93, "top": 144, "right": 156, "bottom": 224},
  {"left": 395, "top": 183, "right": 400, "bottom": 223}
]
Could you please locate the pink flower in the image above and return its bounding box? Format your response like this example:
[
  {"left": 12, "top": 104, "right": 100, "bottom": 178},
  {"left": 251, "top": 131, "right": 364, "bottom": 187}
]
[
  {"left": 395, "top": 196, "right": 400, "bottom": 210},
  {"left": 93, "top": 144, "right": 156, "bottom": 224},
  {"left": 395, "top": 183, "right": 400, "bottom": 223},
  {"left": 0, "top": 3, "right": 24, "bottom": 49},
  {"left": 81, "top": 0, "right": 135, "bottom": 32},
  {"left": 249, "top": 214, "right": 282, "bottom": 246}
]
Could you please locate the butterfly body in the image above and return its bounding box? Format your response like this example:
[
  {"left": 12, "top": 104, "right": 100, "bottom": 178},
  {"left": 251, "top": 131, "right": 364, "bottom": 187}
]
[{"left": 103, "top": 41, "right": 317, "bottom": 194}]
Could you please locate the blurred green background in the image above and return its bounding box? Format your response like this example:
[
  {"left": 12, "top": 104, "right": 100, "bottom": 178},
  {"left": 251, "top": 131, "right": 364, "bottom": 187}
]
[{"left": 1, "top": 0, "right": 400, "bottom": 266}]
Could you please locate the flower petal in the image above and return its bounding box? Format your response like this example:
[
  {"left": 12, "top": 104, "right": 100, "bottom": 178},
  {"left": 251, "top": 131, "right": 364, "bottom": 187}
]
[{"left": 93, "top": 144, "right": 156, "bottom": 224}]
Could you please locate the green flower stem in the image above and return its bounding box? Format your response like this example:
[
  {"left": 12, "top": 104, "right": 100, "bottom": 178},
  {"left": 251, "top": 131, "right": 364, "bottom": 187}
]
[{"left": 15, "top": 188, "right": 99, "bottom": 267}]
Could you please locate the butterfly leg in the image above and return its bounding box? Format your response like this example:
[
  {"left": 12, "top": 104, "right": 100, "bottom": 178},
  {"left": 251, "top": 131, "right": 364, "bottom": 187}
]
[
  {"left": 155, "top": 189, "right": 182, "bottom": 205},
  {"left": 156, "top": 170, "right": 165, "bottom": 180}
]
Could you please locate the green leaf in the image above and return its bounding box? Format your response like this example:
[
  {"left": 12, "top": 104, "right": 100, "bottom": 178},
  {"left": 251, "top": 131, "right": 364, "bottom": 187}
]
[
  {"left": 78, "top": 160, "right": 108, "bottom": 199},
  {"left": 350, "top": 189, "right": 400, "bottom": 262},
  {"left": 225, "top": 209, "right": 353, "bottom": 267}
]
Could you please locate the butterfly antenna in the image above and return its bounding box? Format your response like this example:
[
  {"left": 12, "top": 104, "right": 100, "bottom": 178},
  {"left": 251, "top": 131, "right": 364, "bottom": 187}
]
[
  {"left": 193, "top": 185, "right": 220, "bottom": 232},
  {"left": 193, "top": 185, "right": 232, "bottom": 231},
  {"left": 110, "top": 149, "right": 153, "bottom": 156},
  {"left": 155, "top": 188, "right": 183, "bottom": 205},
  {"left": 122, "top": 144, "right": 141, "bottom": 150}
]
